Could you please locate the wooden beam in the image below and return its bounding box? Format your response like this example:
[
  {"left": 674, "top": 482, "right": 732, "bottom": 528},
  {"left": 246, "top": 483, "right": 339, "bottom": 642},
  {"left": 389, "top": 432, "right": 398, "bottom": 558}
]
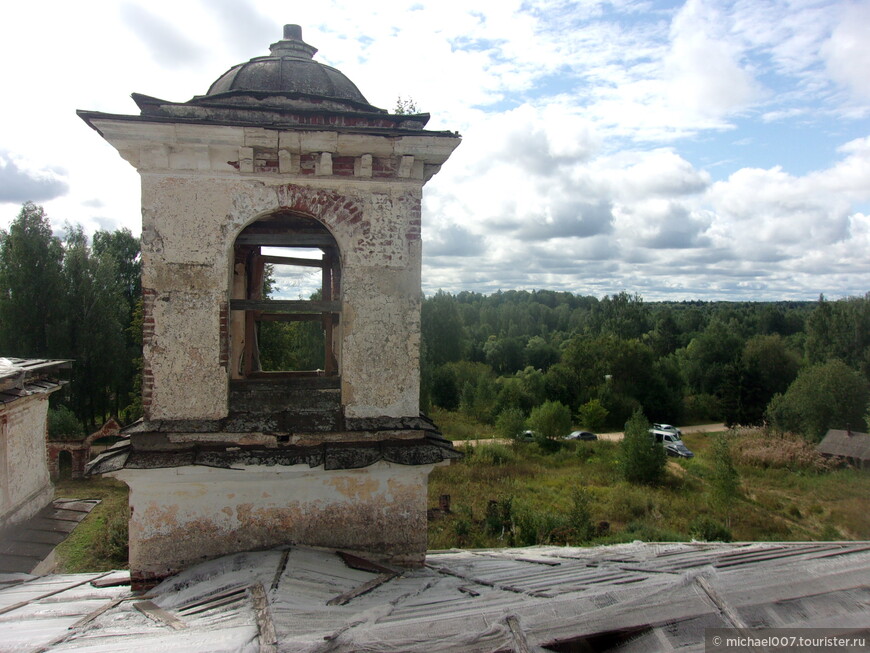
[
  {"left": 326, "top": 573, "right": 398, "bottom": 606},
  {"left": 236, "top": 233, "right": 337, "bottom": 247},
  {"left": 133, "top": 600, "right": 188, "bottom": 630},
  {"left": 231, "top": 299, "right": 341, "bottom": 313},
  {"left": 249, "top": 583, "right": 278, "bottom": 653},
  {"left": 260, "top": 255, "right": 324, "bottom": 268},
  {"left": 256, "top": 313, "right": 324, "bottom": 323}
]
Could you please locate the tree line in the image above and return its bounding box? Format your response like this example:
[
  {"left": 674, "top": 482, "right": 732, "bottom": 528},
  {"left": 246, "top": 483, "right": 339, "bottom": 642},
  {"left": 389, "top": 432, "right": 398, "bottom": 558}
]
[
  {"left": 421, "top": 288, "right": 870, "bottom": 441},
  {"left": 0, "top": 203, "right": 140, "bottom": 436},
  {"left": 3, "top": 202, "right": 868, "bottom": 442}
]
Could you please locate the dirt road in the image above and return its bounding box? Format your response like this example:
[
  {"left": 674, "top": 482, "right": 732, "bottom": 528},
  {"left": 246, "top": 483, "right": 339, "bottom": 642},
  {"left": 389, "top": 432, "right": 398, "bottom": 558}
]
[{"left": 459, "top": 423, "right": 726, "bottom": 446}]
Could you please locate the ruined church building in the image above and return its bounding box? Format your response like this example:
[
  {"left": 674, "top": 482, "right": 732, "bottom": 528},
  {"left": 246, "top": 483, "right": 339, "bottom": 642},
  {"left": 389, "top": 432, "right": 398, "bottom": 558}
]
[{"left": 81, "top": 24, "right": 461, "bottom": 585}]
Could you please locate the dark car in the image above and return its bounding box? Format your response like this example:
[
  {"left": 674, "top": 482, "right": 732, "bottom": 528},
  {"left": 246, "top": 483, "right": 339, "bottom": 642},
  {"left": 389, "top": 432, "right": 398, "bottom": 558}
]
[
  {"left": 565, "top": 430, "right": 598, "bottom": 441},
  {"left": 665, "top": 442, "right": 694, "bottom": 458}
]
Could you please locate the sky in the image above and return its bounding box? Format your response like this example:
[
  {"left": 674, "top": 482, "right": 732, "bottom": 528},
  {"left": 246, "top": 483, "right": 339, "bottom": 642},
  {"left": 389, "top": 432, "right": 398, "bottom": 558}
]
[{"left": 1, "top": 0, "right": 868, "bottom": 302}]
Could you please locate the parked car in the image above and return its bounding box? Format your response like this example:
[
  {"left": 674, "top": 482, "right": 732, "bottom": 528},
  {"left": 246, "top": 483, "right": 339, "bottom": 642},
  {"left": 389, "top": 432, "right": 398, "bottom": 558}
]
[
  {"left": 517, "top": 430, "right": 536, "bottom": 441},
  {"left": 665, "top": 441, "right": 694, "bottom": 458},
  {"left": 565, "top": 430, "right": 598, "bottom": 441},
  {"left": 648, "top": 425, "right": 694, "bottom": 458}
]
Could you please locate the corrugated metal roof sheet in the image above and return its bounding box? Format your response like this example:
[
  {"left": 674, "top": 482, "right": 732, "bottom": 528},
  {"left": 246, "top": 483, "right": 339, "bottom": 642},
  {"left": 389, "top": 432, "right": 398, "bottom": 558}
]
[{"left": 1, "top": 541, "right": 867, "bottom": 652}]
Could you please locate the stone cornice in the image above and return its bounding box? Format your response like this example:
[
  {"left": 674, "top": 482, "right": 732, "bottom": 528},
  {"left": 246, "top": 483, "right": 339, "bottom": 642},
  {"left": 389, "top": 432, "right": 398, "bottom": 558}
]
[{"left": 78, "top": 112, "right": 460, "bottom": 182}]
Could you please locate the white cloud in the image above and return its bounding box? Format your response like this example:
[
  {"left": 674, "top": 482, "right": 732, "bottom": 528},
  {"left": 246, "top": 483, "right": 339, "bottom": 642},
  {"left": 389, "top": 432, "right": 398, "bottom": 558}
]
[
  {"left": 822, "top": 1, "right": 870, "bottom": 102},
  {"left": 0, "top": 0, "right": 867, "bottom": 301},
  {"left": 663, "top": 0, "right": 765, "bottom": 121}
]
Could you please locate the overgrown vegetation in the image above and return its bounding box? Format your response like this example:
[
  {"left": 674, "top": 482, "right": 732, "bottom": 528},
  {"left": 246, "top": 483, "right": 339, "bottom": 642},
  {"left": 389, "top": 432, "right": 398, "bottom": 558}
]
[
  {"left": 421, "top": 289, "right": 870, "bottom": 442},
  {"left": 53, "top": 478, "right": 130, "bottom": 572},
  {"left": 428, "top": 426, "right": 870, "bottom": 550}
]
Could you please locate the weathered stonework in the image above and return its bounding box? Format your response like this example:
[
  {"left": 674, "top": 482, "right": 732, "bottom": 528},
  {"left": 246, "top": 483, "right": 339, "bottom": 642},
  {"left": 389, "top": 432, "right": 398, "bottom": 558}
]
[
  {"left": 80, "top": 24, "right": 460, "bottom": 581},
  {"left": 114, "top": 461, "right": 435, "bottom": 584},
  {"left": 0, "top": 360, "right": 67, "bottom": 528}
]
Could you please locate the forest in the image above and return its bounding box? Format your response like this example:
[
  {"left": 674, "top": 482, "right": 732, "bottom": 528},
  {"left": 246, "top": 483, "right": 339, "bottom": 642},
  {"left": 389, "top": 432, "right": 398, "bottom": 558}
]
[{"left": 1, "top": 201, "right": 869, "bottom": 442}]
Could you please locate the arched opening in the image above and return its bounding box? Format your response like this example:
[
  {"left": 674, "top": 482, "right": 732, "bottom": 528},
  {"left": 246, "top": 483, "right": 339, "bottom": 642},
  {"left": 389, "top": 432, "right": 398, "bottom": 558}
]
[
  {"left": 228, "top": 211, "right": 343, "bottom": 431},
  {"left": 58, "top": 450, "right": 73, "bottom": 480}
]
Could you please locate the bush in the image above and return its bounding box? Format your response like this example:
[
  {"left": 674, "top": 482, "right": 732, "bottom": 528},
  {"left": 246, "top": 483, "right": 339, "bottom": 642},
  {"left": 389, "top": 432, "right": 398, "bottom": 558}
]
[
  {"left": 495, "top": 407, "right": 526, "bottom": 440},
  {"left": 710, "top": 434, "right": 740, "bottom": 512},
  {"left": 577, "top": 399, "right": 608, "bottom": 432},
  {"left": 568, "top": 486, "right": 595, "bottom": 542},
  {"left": 527, "top": 400, "right": 572, "bottom": 440},
  {"left": 470, "top": 442, "right": 517, "bottom": 466},
  {"left": 689, "top": 516, "right": 732, "bottom": 542},
  {"left": 91, "top": 506, "right": 129, "bottom": 566},
  {"left": 48, "top": 405, "right": 85, "bottom": 440},
  {"left": 620, "top": 410, "right": 666, "bottom": 485}
]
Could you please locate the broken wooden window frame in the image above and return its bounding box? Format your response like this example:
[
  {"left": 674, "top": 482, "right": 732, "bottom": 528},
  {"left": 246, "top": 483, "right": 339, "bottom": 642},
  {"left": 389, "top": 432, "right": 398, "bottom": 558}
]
[{"left": 230, "top": 213, "right": 341, "bottom": 380}]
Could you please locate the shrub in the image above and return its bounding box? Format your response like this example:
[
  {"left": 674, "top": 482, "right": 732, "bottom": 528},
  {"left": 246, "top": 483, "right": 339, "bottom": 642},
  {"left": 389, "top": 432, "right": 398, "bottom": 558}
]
[
  {"left": 470, "top": 442, "right": 517, "bottom": 466},
  {"left": 567, "top": 486, "right": 595, "bottom": 542},
  {"left": 495, "top": 407, "right": 526, "bottom": 440},
  {"left": 48, "top": 405, "right": 85, "bottom": 440},
  {"left": 92, "top": 506, "right": 129, "bottom": 566},
  {"left": 620, "top": 410, "right": 666, "bottom": 485},
  {"left": 710, "top": 434, "right": 740, "bottom": 513},
  {"left": 689, "top": 516, "right": 732, "bottom": 542},
  {"left": 527, "top": 400, "right": 572, "bottom": 440},
  {"left": 577, "top": 399, "right": 608, "bottom": 432}
]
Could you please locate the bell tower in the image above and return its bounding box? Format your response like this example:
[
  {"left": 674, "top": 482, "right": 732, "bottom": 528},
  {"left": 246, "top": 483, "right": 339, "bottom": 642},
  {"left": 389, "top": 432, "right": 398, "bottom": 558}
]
[{"left": 80, "top": 24, "right": 460, "bottom": 586}]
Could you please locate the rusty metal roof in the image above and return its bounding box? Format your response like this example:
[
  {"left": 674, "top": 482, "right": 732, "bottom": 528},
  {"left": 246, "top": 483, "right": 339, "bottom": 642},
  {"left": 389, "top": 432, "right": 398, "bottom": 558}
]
[{"left": 2, "top": 541, "right": 868, "bottom": 652}]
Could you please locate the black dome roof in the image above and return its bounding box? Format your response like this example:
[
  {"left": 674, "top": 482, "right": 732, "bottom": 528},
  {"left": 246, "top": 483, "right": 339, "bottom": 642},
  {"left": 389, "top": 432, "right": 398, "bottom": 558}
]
[{"left": 198, "top": 24, "right": 384, "bottom": 113}]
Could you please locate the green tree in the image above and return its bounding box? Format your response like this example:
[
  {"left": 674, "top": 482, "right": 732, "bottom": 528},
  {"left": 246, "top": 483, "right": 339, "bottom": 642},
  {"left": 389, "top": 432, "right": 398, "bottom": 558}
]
[
  {"left": 678, "top": 320, "right": 744, "bottom": 397},
  {"left": 527, "top": 400, "right": 572, "bottom": 440},
  {"left": 92, "top": 227, "right": 141, "bottom": 418},
  {"left": 0, "top": 202, "right": 64, "bottom": 356},
  {"left": 805, "top": 293, "right": 870, "bottom": 379},
  {"left": 61, "top": 226, "right": 128, "bottom": 429},
  {"left": 709, "top": 434, "right": 740, "bottom": 521},
  {"left": 495, "top": 407, "right": 527, "bottom": 440},
  {"left": 593, "top": 291, "right": 650, "bottom": 340},
  {"left": 421, "top": 290, "right": 464, "bottom": 367},
  {"left": 577, "top": 399, "right": 608, "bottom": 432},
  {"left": 620, "top": 410, "right": 666, "bottom": 485},
  {"left": 766, "top": 359, "right": 870, "bottom": 441},
  {"left": 524, "top": 335, "right": 559, "bottom": 371}
]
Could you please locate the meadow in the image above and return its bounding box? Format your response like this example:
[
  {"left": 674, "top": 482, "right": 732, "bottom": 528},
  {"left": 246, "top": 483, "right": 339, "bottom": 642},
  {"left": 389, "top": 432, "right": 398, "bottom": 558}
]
[{"left": 427, "top": 428, "right": 870, "bottom": 550}]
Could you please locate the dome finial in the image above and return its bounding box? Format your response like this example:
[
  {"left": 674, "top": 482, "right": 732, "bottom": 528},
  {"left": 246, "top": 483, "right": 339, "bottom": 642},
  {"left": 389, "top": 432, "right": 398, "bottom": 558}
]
[
  {"left": 284, "top": 24, "right": 303, "bottom": 40},
  {"left": 270, "top": 23, "right": 317, "bottom": 60}
]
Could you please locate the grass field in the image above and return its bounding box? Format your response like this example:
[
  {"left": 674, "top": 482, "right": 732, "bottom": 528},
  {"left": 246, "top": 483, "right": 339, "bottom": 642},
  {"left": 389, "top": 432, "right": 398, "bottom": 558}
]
[
  {"left": 53, "top": 477, "right": 129, "bottom": 572},
  {"left": 427, "top": 427, "right": 870, "bottom": 550}
]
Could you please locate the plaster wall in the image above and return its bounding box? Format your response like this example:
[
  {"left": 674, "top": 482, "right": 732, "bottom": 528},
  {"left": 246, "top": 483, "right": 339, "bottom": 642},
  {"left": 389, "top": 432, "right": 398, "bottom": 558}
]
[
  {"left": 0, "top": 395, "right": 53, "bottom": 526},
  {"left": 140, "top": 173, "right": 425, "bottom": 421},
  {"left": 114, "top": 461, "right": 435, "bottom": 582}
]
